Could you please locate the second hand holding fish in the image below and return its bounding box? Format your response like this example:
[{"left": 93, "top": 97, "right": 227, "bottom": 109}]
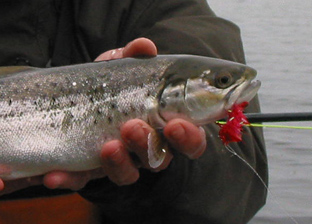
[{"left": 0, "top": 38, "right": 207, "bottom": 195}]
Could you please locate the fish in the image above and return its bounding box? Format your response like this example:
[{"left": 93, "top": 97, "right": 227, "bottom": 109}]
[{"left": 0, "top": 55, "right": 260, "bottom": 180}]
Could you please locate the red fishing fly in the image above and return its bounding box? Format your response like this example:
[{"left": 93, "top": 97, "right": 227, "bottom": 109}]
[{"left": 218, "top": 102, "right": 249, "bottom": 145}]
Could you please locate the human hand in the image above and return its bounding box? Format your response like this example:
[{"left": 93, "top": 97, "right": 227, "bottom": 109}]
[{"left": 0, "top": 38, "right": 207, "bottom": 195}]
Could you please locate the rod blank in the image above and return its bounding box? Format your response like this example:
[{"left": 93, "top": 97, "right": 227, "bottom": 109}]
[{"left": 244, "top": 112, "right": 312, "bottom": 123}]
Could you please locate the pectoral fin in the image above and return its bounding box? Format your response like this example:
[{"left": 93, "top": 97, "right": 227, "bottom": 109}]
[{"left": 147, "top": 129, "right": 168, "bottom": 168}]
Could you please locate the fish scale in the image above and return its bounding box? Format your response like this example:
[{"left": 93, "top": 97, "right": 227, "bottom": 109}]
[{"left": 0, "top": 55, "right": 260, "bottom": 179}]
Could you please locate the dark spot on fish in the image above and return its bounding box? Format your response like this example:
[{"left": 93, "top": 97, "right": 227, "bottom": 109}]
[
  {"left": 50, "top": 123, "right": 56, "bottom": 128},
  {"left": 192, "top": 65, "right": 199, "bottom": 70},
  {"left": 89, "top": 96, "right": 95, "bottom": 103},
  {"left": 41, "top": 93, "right": 48, "bottom": 99},
  {"left": 94, "top": 85, "right": 106, "bottom": 95},
  {"left": 50, "top": 82, "right": 58, "bottom": 88},
  {"left": 160, "top": 100, "right": 166, "bottom": 108},
  {"left": 146, "top": 90, "right": 151, "bottom": 97},
  {"left": 139, "top": 83, "right": 144, "bottom": 88},
  {"left": 8, "top": 111, "right": 15, "bottom": 117},
  {"left": 111, "top": 103, "right": 117, "bottom": 109},
  {"left": 94, "top": 119, "right": 98, "bottom": 125},
  {"left": 86, "top": 77, "right": 94, "bottom": 84},
  {"left": 110, "top": 92, "right": 116, "bottom": 98},
  {"left": 130, "top": 104, "right": 136, "bottom": 113},
  {"left": 123, "top": 111, "right": 129, "bottom": 116},
  {"left": 33, "top": 100, "right": 39, "bottom": 107},
  {"left": 70, "top": 101, "right": 76, "bottom": 107},
  {"left": 8, "top": 99, "right": 12, "bottom": 106},
  {"left": 107, "top": 116, "right": 113, "bottom": 124},
  {"left": 151, "top": 73, "right": 157, "bottom": 79},
  {"left": 35, "top": 82, "right": 41, "bottom": 89},
  {"left": 62, "top": 111, "right": 74, "bottom": 128},
  {"left": 174, "top": 92, "right": 179, "bottom": 97}
]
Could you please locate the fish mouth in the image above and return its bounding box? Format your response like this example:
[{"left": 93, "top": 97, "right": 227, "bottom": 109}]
[{"left": 225, "top": 79, "right": 261, "bottom": 110}]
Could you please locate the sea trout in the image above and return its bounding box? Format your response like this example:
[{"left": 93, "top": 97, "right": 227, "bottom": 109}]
[{"left": 0, "top": 55, "right": 260, "bottom": 180}]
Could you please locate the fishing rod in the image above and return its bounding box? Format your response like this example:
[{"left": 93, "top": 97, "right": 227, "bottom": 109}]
[
  {"left": 216, "top": 112, "right": 312, "bottom": 130},
  {"left": 244, "top": 112, "right": 312, "bottom": 123}
]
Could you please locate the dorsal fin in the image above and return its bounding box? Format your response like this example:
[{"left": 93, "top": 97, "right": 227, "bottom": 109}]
[{"left": 0, "top": 66, "right": 38, "bottom": 77}]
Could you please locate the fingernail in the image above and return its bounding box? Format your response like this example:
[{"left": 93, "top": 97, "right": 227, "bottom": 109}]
[
  {"left": 129, "top": 123, "right": 149, "bottom": 141},
  {"left": 107, "top": 146, "right": 124, "bottom": 165},
  {"left": 111, "top": 50, "right": 116, "bottom": 56},
  {"left": 199, "top": 126, "right": 206, "bottom": 140}
]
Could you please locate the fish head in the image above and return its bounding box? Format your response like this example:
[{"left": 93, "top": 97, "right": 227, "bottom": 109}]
[{"left": 158, "top": 55, "right": 261, "bottom": 125}]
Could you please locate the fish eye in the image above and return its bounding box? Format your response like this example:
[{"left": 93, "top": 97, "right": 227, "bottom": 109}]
[{"left": 215, "top": 71, "right": 233, "bottom": 88}]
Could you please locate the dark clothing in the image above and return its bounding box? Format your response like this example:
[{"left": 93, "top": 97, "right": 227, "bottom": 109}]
[
  {"left": 0, "top": 0, "right": 267, "bottom": 223},
  {"left": 0, "top": 0, "right": 245, "bottom": 66}
]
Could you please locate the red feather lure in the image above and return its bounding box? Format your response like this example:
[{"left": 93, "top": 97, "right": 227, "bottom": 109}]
[{"left": 218, "top": 102, "right": 249, "bottom": 145}]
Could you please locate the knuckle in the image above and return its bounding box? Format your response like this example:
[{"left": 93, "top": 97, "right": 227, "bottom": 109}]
[
  {"left": 113, "top": 170, "right": 139, "bottom": 186},
  {"left": 122, "top": 120, "right": 149, "bottom": 144},
  {"left": 108, "top": 149, "right": 127, "bottom": 166}
]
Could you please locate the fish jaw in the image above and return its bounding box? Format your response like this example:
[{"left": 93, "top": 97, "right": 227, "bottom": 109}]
[
  {"left": 235, "top": 80, "right": 261, "bottom": 105},
  {"left": 225, "top": 66, "right": 261, "bottom": 109}
]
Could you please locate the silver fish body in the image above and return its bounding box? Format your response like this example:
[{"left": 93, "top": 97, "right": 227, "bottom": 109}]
[{"left": 0, "top": 55, "right": 260, "bottom": 179}]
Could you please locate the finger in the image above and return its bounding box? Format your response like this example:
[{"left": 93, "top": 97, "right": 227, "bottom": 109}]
[
  {"left": 101, "top": 140, "right": 139, "bottom": 186},
  {"left": 0, "top": 179, "right": 4, "bottom": 191},
  {"left": 163, "top": 119, "right": 207, "bottom": 159},
  {"left": 43, "top": 169, "right": 106, "bottom": 191},
  {"left": 120, "top": 119, "right": 151, "bottom": 168},
  {"left": 121, "top": 119, "right": 173, "bottom": 171},
  {"left": 122, "top": 37, "right": 157, "bottom": 57},
  {"left": 95, "top": 48, "right": 124, "bottom": 61},
  {"left": 94, "top": 38, "right": 157, "bottom": 62},
  {"left": 0, "top": 176, "right": 42, "bottom": 196}
]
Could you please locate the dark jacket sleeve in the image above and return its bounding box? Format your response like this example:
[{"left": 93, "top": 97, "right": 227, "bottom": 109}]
[{"left": 75, "top": 0, "right": 268, "bottom": 223}]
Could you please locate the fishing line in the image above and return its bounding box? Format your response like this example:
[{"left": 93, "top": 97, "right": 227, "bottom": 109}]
[
  {"left": 224, "top": 144, "right": 299, "bottom": 224},
  {"left": 225, "top": 145, "right": 299, "bottom": 224}
]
